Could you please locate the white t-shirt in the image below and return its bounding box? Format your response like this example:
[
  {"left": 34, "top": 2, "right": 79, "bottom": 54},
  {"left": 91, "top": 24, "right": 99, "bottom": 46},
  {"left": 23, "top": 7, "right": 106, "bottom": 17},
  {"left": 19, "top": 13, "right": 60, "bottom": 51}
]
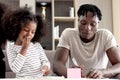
[
  {"left": 6, "top": 41, "right": 50, "bottom": 78},
  {"left": 57, "top": 28, "right": 117, "bottom": 75}
]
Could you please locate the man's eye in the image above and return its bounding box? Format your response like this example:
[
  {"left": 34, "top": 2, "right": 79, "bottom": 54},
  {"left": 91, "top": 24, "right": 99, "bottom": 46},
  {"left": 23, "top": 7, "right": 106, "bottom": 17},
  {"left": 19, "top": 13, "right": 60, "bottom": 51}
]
[
  {"left": 81, "top": 22, "right": 86, "bottom": 25},
  {"left": 90, "top": 23, "right": 97, "bottom": 27}
]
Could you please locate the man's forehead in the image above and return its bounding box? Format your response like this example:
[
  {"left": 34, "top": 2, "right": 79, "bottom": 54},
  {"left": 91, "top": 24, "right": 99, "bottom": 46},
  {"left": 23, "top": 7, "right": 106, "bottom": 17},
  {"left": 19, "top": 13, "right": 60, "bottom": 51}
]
[{"left": 79, "top": 14, "right": 99, "bottom": 22}]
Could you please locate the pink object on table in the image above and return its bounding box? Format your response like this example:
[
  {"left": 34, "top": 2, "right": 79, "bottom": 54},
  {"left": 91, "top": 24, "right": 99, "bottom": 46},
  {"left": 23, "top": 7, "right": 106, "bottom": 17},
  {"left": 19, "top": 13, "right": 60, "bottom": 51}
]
[{"left": 67, "top": 68, "right": 81, "bottom": 78}]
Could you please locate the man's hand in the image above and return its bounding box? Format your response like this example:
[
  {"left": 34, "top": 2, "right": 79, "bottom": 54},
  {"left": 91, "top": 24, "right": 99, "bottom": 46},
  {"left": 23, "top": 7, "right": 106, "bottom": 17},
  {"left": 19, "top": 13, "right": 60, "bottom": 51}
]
[{"left": 86, "top": 68, "right": 105, "bottom": 79}]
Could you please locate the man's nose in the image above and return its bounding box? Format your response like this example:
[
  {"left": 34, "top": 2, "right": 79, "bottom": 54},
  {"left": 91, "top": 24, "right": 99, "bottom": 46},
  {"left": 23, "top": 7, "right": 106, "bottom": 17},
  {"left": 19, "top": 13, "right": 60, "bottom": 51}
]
[{"left": 85, "top": 24, "right": 91, "bottom": 31}]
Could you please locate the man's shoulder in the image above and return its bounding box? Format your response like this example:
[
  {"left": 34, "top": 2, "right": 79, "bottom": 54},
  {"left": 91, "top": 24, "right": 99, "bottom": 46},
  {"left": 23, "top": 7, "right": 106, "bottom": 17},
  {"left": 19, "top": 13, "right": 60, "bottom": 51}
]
[
  {"left": 97, "top": 29, "right": 112, "bottom": 34},
  {"left": 62, "top": 28, "right": 78, "bottom": 37},
  {"left": 63, "top": 28, "right": 78, "bottom": 33},
  {"left": 64, "top": 28, "right": 77, "bottom": 31},
  {"left": 97, "top": 29, "right": 113, "bottom": 36}
]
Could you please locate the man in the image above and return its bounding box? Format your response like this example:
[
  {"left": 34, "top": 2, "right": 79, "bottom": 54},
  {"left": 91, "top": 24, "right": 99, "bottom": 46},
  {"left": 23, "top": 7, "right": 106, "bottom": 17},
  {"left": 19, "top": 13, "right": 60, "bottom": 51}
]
[{"left": 53, "top": 4, "right": 120, "bottom": 79}]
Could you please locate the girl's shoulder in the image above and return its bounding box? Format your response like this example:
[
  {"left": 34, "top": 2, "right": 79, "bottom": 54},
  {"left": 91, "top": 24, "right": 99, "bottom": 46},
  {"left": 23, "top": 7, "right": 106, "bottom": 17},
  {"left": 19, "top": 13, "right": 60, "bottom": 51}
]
[{"left": 32, "top": 42, "right": 42, "bottom": 47}]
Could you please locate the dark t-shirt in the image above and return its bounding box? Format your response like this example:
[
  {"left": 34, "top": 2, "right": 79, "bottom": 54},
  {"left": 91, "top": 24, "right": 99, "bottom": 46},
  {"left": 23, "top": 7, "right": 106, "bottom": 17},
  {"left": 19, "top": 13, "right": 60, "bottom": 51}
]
[{"left": 0, "top": 48, "right": 5, "bottom": 78}]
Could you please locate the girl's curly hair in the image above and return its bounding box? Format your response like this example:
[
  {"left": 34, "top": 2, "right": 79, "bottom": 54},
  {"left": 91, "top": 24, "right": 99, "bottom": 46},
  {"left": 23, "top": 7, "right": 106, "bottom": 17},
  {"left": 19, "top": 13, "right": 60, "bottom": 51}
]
[
  {"left": 0, "top": 2, "right": 10, "bottom": 46},
  {"left": 2, "top": 8, "right": 47, "bottom": 43},
  {"left": 32, "top": 14, "right": 47, "bottom": 42}
]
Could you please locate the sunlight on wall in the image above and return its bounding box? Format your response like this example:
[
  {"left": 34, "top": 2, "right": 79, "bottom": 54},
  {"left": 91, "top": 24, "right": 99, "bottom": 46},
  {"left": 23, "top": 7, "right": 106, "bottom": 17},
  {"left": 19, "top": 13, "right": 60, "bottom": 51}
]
[{"left": 112, "top": 0, "right": 120, "bottom": 46}]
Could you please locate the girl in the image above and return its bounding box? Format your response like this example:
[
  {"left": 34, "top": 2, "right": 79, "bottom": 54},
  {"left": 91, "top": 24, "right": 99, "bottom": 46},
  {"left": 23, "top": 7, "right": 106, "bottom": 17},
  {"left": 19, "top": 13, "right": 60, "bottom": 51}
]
[{"left": 2, "top": 9, "right": 50, "bottom": 78}]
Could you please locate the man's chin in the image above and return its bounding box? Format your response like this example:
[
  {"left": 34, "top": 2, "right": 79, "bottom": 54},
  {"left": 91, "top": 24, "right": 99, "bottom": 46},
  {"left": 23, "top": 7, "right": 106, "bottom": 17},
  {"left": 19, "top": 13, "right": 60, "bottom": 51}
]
[
  {"left": 81, "top": 36, "right": 91, "bottom": 39},
  {"left": 81, "top": 36, "right": 94, "bottom": 41}
]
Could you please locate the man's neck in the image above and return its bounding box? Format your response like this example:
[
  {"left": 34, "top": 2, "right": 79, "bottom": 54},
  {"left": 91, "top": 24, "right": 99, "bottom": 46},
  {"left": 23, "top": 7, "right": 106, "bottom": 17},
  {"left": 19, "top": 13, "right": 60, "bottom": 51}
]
[{"left": 80, "top": 35, "right": 95, "bottom": 43}]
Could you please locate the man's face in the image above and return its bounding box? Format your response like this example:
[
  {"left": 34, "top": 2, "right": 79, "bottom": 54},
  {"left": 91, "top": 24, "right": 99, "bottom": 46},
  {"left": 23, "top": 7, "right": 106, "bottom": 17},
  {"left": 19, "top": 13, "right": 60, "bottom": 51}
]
[{"left": 78, "top": 11, "right": 99, "bottom": 40}]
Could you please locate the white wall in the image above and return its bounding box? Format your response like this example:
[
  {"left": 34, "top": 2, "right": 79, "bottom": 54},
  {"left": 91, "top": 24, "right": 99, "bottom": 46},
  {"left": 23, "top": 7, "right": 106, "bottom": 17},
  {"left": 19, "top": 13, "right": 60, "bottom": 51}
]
[
  {"left": 76, "top": 0, "right": 113, "bottom": 32},
  {"left": 112, "top": 0, "right": 120, "bottom": 46}
]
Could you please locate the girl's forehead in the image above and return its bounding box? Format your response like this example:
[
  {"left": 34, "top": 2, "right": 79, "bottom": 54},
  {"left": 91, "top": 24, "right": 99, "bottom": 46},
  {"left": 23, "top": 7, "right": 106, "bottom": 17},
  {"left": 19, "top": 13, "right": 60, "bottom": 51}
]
[
  {"left": 22, "top": 21, "right": 37, "bottom": 29},
  {"left": 22, "top": 21, "right": 37, "bottom": 26}
]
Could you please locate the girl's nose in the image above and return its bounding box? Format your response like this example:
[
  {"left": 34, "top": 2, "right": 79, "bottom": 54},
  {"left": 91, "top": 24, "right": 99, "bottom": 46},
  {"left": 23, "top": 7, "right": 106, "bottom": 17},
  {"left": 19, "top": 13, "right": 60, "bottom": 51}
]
[{"left": 27, "top": 31, "right": 32, "bottom": 36}]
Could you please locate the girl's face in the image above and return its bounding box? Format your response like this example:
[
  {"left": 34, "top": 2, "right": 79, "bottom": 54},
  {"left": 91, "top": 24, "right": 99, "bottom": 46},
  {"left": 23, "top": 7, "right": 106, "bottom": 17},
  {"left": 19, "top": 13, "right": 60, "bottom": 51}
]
[{"left": 17, "top": 21, "right": 37, "bottom": 44}]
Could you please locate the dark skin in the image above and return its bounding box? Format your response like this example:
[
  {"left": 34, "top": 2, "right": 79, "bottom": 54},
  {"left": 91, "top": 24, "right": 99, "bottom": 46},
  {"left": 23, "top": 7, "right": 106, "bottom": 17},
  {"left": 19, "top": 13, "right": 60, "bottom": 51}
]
[
  {"left": 53, "top": 46, "right": 120, "bottom": 78},
  {"left": 53, "top": 47, "right": 69, "bottom": 77},
  {"left": 53, "top": 12, "right": 120, "bottom": 79}
]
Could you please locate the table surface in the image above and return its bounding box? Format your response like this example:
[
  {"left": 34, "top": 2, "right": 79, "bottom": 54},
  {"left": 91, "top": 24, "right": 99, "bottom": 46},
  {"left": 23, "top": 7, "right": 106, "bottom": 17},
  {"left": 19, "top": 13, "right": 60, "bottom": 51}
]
[{"left": 1, "top": 76, "right": 119, "bottom": 80}]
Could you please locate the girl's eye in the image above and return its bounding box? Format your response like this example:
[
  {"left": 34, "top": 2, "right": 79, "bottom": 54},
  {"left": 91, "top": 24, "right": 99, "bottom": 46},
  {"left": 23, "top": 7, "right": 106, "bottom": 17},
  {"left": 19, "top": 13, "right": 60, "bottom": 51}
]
[
  {"left": 32, "top": 31, "right": 35, "bottom": 34},
  {"left": 23, "top": 28, "right": 29, "bottom": 32}
]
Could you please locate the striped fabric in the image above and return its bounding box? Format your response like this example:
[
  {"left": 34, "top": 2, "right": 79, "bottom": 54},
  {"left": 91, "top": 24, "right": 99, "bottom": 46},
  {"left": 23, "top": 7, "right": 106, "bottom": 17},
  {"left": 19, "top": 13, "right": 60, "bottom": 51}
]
[{"left": 6, "top": 41, "right": 50, "bottom": 78}]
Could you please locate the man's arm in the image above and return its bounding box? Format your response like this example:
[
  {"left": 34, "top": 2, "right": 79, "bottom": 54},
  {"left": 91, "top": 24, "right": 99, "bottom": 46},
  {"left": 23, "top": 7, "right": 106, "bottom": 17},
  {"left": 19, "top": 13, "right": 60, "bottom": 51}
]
[
  {"left": 53, "top": 47, "right": 69, "bottom": 78},
  {"left": 86, "top": 46, "right": 120, "bottom": 78},
  {"left": 105, "top": 46, "right": 120, "bottom": 77}
]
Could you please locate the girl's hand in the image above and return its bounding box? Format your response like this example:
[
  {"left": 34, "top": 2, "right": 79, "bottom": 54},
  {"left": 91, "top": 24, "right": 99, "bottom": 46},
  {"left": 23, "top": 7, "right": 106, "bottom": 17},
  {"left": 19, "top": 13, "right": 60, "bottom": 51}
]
[
  {"left": 20, "top": 36, "right": 31, "bottom": 56},
  {"left": 41, "top": 65, "right": 50, "bottom": 76},
  {"left": 22, "top": 36, "right": 31, "bottom": 48}
]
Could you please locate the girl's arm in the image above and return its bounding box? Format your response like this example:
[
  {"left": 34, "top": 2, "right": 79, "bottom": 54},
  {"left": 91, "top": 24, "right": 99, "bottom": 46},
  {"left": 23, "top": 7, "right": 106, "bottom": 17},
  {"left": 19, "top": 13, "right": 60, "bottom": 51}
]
[
  {"left": 37, "top": 43, "right": 50, "bottom": 75},
  {"left": 6, "top": 41, "right": 26, "bottom": 73}
]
